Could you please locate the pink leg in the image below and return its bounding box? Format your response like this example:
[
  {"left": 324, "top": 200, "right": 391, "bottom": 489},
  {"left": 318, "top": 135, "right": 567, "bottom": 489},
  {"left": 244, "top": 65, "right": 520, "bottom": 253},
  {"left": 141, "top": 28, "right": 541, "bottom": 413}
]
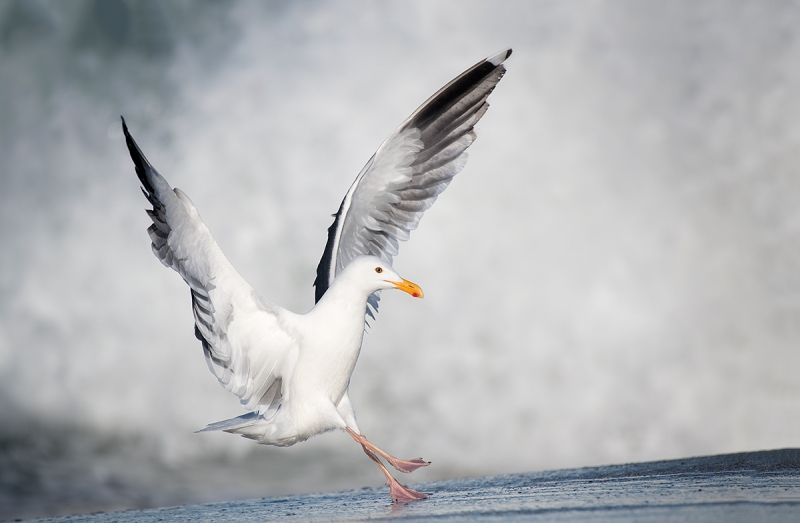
[
  {"left": 346, "top": 427, "right": 430, "bottom": 473},
  {"left": 347, "top": 427, "right": 429, "bottom": 503}
]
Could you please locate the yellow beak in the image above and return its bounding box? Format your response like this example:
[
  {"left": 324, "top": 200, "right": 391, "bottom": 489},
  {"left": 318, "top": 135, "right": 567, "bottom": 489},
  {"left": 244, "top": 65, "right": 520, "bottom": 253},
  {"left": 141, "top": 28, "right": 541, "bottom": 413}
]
[{"left": 389, "top": 278, "right": 424, "bottom": 298}]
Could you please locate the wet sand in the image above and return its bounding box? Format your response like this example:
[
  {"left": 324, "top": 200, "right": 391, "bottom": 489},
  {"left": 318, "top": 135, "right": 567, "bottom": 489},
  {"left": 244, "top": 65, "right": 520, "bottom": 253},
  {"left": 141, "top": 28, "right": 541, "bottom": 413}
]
[{"left": 32, "top": 449, "right": 799, "bottom": 522}]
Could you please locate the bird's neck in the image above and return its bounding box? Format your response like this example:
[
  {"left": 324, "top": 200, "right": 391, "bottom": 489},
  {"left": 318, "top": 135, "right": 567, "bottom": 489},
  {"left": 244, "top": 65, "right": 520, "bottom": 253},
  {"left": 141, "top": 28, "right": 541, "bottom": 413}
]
[
  {"left": 304, "top": 276, "right": 371, "bottom": 364},
  {"left": 312, "top": 276, "right": 370, "bottom": 319}
]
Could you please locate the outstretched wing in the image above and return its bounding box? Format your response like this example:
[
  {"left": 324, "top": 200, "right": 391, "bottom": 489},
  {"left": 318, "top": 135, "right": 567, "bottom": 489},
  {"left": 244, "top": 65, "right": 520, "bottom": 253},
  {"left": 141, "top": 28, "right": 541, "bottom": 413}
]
[
  {"left": 123, "top": 118, "right": 297, "bottom": 416},
  {"left": 313, "top": 49, "right": 511, "bottom": 317}
]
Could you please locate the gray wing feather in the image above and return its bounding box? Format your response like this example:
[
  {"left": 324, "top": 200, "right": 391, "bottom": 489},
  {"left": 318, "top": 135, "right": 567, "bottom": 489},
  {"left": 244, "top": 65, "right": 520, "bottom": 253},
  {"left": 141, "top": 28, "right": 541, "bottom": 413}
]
[{"left": 314, "top": 50, "right": 511, "bottom": 317}]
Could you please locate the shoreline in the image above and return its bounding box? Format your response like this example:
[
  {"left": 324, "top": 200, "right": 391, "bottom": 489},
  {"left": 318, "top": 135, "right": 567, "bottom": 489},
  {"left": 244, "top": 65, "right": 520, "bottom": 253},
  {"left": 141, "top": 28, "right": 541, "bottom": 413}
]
[{"left": 25, "top": 448, "right": 800, "bottom": 522}]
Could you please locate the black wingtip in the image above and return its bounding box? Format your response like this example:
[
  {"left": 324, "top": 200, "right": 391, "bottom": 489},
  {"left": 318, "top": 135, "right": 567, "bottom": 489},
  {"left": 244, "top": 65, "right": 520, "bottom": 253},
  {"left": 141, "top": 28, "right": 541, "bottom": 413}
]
[
  {"left": 487, "top": 48, "right": 512, "bottom": 66},
  {"left": 407, "top": 50, "right": 511, "bottom": 132},
  {"left": 120, "top": 115, "right": 133, "bottom": 145},
  {"left": 120, "top": 117, "right": 156, "bottom": 195}
]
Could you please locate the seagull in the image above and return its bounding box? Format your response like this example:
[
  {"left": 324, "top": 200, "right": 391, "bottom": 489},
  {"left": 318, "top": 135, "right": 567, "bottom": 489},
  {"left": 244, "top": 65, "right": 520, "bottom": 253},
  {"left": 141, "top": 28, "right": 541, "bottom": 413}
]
[{"left": 123, "top": 49, "right": 510, "bottom": 503}]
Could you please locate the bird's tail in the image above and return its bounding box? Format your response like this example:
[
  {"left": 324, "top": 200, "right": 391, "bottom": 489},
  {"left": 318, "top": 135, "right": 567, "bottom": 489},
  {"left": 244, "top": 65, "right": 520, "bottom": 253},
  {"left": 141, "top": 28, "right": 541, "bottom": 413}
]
[{"left": 195, "top": 412, "right": 261, "bottom": 433}]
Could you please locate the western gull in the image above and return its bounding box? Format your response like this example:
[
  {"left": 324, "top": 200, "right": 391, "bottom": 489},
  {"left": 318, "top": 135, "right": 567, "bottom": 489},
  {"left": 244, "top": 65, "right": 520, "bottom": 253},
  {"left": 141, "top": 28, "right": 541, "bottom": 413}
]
[{"left": 122, "top": 49, "right": 510, "bottom": 503}]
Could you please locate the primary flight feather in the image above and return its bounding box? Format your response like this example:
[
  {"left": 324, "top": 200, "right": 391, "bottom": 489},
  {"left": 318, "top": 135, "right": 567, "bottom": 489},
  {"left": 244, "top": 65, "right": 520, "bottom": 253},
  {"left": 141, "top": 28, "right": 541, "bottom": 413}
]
[{"left": 124, "top": 49, "right": 510, "bottom": 503}]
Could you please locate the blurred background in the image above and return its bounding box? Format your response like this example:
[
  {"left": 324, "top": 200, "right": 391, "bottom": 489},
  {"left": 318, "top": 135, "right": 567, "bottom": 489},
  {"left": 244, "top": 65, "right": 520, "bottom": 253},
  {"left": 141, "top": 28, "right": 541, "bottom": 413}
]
[{"left": 2, "top": 0, "right": 800, "bottom": 519}]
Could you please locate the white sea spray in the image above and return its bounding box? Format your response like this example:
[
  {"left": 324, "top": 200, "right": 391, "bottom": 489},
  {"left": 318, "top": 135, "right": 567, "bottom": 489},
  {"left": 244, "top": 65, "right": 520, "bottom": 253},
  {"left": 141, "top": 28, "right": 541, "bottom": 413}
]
[{"left": 2, "top": 0, "right": 800, "bottom": 519}]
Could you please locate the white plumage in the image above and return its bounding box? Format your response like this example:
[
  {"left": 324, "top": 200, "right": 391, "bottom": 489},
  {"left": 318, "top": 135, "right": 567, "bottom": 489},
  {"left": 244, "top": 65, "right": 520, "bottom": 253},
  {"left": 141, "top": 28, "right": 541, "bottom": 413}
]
[{"left": 123, "top": 49, "right": 510, "bottom": 503}]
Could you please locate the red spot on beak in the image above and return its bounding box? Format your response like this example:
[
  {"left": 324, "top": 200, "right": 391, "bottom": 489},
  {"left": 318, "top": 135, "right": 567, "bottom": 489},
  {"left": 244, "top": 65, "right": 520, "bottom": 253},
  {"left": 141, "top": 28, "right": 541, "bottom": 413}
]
[{"left": 391, "top": 278, "right": 424, "bottom": 298}]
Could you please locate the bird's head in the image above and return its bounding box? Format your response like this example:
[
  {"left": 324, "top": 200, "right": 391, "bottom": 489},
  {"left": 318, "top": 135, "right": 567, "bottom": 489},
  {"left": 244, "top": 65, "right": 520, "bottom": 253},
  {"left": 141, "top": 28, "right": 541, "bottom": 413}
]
[{"left": 344, "top": 256, "right": 424, "bottom": 298}]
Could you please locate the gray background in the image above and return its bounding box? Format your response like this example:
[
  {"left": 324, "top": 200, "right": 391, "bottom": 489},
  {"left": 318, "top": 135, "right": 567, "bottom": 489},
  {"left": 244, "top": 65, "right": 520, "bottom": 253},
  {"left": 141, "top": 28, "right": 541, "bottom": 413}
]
[{"left": 1, "top": 0, "right": 799, "bottom": 519}]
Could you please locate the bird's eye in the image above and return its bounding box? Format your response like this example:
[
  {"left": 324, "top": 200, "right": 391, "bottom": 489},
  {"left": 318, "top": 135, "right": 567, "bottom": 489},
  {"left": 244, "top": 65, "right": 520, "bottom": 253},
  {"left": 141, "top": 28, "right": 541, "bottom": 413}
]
[{"left": 375, "top": 267, "right": 383, "bottom": 274}]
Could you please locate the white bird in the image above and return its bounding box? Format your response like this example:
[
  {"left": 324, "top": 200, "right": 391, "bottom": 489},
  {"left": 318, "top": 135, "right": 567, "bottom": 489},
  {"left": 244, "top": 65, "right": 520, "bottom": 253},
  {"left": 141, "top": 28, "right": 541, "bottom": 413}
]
[{"left": 123, "top": 49, "right": 510, "bottom": 503}]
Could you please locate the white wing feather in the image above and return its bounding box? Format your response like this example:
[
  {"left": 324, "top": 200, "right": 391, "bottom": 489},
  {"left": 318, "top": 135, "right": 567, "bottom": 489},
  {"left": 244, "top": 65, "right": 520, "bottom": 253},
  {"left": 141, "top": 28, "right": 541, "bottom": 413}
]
[{"left": 123, "top": 119, "right": 298, "bottom": 415}]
